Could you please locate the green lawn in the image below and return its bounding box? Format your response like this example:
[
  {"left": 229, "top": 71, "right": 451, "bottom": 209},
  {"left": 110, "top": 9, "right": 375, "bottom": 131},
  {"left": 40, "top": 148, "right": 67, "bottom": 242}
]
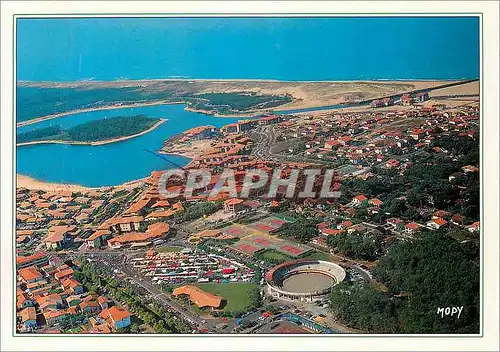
[
  {"left": 260, "top": 250, "right": 291, "bottom": 263},
  {"left": 194, "top": 283, "right": 260, "bottom": 313},
  {"left": 302, "top": 250, "right": 331, "bottom": 261}
]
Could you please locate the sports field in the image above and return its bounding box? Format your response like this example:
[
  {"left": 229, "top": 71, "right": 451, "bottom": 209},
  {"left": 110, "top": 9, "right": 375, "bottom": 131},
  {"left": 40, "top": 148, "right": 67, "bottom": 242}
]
[
  {"left": 303, "top": 250, "right": 331, "bottom": 261},
  {"left": 194, "top": 283, "right": 260, "bottom": 313},
  {"left": 259, "top": 249, "right": 292, "bottom": 263},
  {"left": 229, "top": 233, "right": 313, "bottom": 258}
]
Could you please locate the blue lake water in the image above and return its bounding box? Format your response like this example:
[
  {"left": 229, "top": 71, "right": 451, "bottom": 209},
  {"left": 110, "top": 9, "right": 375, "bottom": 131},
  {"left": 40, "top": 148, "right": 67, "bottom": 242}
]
[{"left": 16, "top": 104, "right": 241, "bottom": 187}]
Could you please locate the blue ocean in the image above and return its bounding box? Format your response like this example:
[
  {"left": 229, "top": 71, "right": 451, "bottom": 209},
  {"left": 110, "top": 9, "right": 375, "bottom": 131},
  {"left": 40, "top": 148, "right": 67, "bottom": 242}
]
[
  {"left": 16, "top": 17, "right": 480, "bottom": 186},
  {"left": 17, "top": 17, "right": 479, "bottom": 81}
]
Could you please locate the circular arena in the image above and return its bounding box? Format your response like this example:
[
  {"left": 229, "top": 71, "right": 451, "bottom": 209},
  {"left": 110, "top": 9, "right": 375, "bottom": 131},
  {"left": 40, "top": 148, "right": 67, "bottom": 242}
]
[{"left": 265, "top": 259, "right": 346, "bottom": 302}]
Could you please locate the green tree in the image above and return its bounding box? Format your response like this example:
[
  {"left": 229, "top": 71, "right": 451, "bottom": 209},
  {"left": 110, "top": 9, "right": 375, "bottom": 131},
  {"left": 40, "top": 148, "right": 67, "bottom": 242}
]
[
  {"left": 372, "top": 232, "right": 480, "bottom": 333},
  {"left": 277, "top": 216, "right": 318, "bottom": 243},
  {"left": 327, "top": 232, "right": 382, "bottom": 261},
  {"left": 330, "top": 282, "right": 400, "bottom": 333}
]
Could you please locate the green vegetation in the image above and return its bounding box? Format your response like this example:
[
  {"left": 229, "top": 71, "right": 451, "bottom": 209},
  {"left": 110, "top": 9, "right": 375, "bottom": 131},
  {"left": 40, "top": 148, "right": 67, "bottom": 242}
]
[
  {"left": 338, "top": 129, "right": 479, "bottom": 224},
  {"left": 255, "top": 248, "right": 329, "bottom": 264},
  {"left": 263, "top": 305, "right": 281, "bottom": 315},
  {"left": 111, "top": 189, "right": 128, "bottom": 198},
  {"left": 59, "top": 314, "right": 87, "bottom": 332},
  {"left": 327, "top": 232, "right": 383, "bottom": 261},
  {"left": 66, "top": 115, "right": 159, "bottom": 141},
  {"left": 255, "top": 249, "right": 292, "bottom": 264},
  {"left": 49, "top": 287, "right": 65, "bottom": 294},
  {"left": 277, "top": 216, "right": 319, "bottom": 244},
  {"left": 194, "top": 283, "right": 261, "bottom": 317},
  {"left": 17, "top": 86, "right": 174, "bottom": 122},
  {"left": 173, "top": 201, "right": 222, "bottom": 223},
  {"left": 17, "top": 85, "right": 292, "bottom": 123},
  {"left": 302, "top": 250, "right": 331, "bottom": 261},
  {"left": 17, "top": 126, "right": 63, "bottom": 144},
  {"left": 331, "top": 282, "right": 400, "bottom": 333},
  {"left": 17, "top": 115, "right": 160, "bottom": 144},
  {"left": 269, "top": 201, "right": 293, "bottom": 214},
  {"left": 186, "top": 92, "right": 292, "bottom": 115},
  {"left": 330, "top": 232, "right": 480, "bottom": 333}
]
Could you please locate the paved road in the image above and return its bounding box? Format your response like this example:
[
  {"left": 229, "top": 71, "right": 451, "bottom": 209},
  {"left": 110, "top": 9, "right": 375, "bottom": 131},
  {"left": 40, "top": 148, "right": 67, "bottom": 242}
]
[
  {"left": 251, "top": 126, "right": 331, "bottom": 165},
  {"left": 249, "top": 116, "right": 429, "bottom": 172},
  {"left": 67, "top": 251, "right": 217, "bottom": 332},
  {"left": 118, "top": 262, "right": 206, "bottom": 327}
]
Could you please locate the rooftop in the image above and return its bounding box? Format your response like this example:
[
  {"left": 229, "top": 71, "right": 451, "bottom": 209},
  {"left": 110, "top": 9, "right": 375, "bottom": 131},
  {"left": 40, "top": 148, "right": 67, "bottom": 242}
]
[{"left": 172, "top": 285, "right": 224, "bottom": 308}]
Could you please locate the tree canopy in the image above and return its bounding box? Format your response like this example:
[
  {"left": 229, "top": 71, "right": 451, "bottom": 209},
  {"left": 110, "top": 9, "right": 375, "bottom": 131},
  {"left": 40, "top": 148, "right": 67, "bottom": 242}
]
[
  {"left": 17, "top": 115, "right": 160, "bottom": 143},
  {"left": 330, "top": 232, "right": 480, "bottom": 334},
  {"left": 327, "top": 232, "right": 383, "bottom": 261},
  {"left": 277, "top": 216, "right": 319, "bottom": 243}
]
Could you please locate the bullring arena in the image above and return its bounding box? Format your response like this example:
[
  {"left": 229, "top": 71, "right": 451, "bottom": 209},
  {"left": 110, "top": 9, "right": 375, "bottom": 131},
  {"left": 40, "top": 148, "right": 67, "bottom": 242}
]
[{"left": 265, "top": 259, "right": 346, "bottom": 302}]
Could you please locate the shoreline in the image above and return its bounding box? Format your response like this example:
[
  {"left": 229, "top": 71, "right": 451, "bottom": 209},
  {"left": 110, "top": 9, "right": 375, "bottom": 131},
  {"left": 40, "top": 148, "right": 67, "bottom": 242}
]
[
  {"left": 16, "top": 174, "right": 149, "bottom": 192},
  {"left": 159, "top": 138, "right": 214, "bottom": 160},
  {"left": 158, "top": 150, "right": 198, "bottom": 160},
  {"left": 17, "top": 79, "right": 474, "bottom": 127},
  {"left": 16, "top": 101, "right": 181, "bottom": 128},
  {"left": 16, "top": 100, "right": 260, "bottom": 129},
  {"left": 17, "top": 119, "right": 167, "bottom": 147},
  {"left": 17, "top": 174, "right": 97, "bottom": 192},
  {"left": 18, "top": 78, "right": 474, "bottom": 86},
  {"left": 183, "top": 105, "right": 267, "bottom": 118}
]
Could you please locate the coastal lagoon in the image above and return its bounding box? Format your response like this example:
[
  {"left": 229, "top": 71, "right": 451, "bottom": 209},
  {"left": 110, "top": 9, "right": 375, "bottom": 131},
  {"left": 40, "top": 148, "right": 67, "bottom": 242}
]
[{"left": 16, "top": 104, "right": 241, "bottom": 187}]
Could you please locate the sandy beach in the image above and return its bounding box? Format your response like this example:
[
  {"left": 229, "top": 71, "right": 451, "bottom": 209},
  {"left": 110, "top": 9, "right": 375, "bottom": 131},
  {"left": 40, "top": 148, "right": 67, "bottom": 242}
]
[
  {"left": 17, "top": 174, "right": 148, "bottom": 192},
  {"left": 17, "top": 119, "right": 167, "bottom": 147},
  {"left": 183, "top": 105, "right": 266, "bottom": 118},
  {"left": 159, "top": 139, "right": 214, "bottom": 159},
  {"left": 17, "top": 174, "right": 98, "bottom": 192}
]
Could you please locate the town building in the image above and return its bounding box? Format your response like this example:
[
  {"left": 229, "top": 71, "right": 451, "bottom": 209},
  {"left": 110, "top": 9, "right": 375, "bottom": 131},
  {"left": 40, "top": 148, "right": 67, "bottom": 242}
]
[
  {"left": 259, "top": 115, "right": 282, "bottom": 125},
  {"left": 401, "top": 93, "right": 413, "bottom": 106},
  {"left": 404, "top": 222, "right": 424, "bottom": 235},
  {"left": 224, "top": 198, "right": 246, "bottom": 214},
  {"left": 20, "top": 307, "right": 37, "bottom": 331},
  {"left": 415, "top": 92, "right": 430, "bottom": 103},
  {"left": 352, "top": 195, "right": 368, "bottom": 207},
  {"left": 44, "top": 225, "right": 75, "bottom": 250},
  {"left": 426, "top": 218, "right": 448, "bottom": 230},
  {"left": 17, "top": 252, "right": 48, "bottom": 269},
  {"left": 173, "top": 285, "right": 224, "bottom": 310},
  {"left": 99, "top": 306, "right": 132, "bottom": 330},
  {"left": 18, "top": 266, "right": 44, "bottom": 284}
]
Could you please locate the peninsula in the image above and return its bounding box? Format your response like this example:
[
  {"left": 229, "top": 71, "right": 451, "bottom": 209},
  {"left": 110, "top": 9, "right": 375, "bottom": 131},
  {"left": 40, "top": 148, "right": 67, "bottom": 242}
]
[{"left": 17, "top": 115, "right": 166, "bottom": 146}]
